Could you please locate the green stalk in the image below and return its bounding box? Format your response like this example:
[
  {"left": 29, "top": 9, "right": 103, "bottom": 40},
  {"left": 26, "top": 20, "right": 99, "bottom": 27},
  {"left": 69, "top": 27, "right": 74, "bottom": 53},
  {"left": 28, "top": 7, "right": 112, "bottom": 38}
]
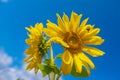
[
  {"left": 56, "top": 69, "right": 62, "bottom": 80},
  {"left": 50, "top": 45, "right": 54, "bottom": 80}
]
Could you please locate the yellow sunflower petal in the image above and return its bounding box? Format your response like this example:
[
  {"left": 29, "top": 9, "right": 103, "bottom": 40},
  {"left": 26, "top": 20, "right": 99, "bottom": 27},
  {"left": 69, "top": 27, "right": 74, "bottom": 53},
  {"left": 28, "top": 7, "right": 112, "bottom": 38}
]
[
  {"left": 62, "top": 50, "right": 72, "bottom": 64},
  {"left": 73, "top": 54, "right": 83, "bottom": 73},
  {"left": 24, "top": 55, "right": 33, "bottom": 62},
  {"left": 35, "top": 23, "right": 43, "bottom": 33},
  {"left": 82, "top": 28, "right": 100, "bottom": 39},
  {"left": 70, "top": 12, "right": 78, "bottom": 25},
  {"left": 43, "top": 28, "right": 59, "bottom": 37},
  {"left": 27, "top": 33, "right": 32, "bottom": 38},
  {"left": 47, "top": 37, "right": 69, "bottom": 48},
  {"left": 62, "top": 50, "right": 73, "bottom": 75},
  {"left": 70, "top": 11, "right": 78, "bottom": 22},
  {"left": 73, "top": 14, "right": 82, "bottom": 32},
  {"left": 35, "top": 23, "right": 43, "bottom": 29},
  {"left": 61, "top": 59, "right": 73, "bottom": 75},
  {"left": 56, "top": 13, "right": 66, "bottom": 32},
  {"left": 70, "top": 12, "right": 80, "bottom": 32},
  {"left": 78, "top": 52, "right": 95, "bottom": 69},
  {"left": 89, "top": 28, "right": 100, "bottom": 35},
  {"left": 80, "top": 18, "right": 89, "bottom": 28},
  {"left": 25, "top": 47, "right": 38, "bottom": 55},
  {"left": 78, "top": 25, "right": 88, "bottom": 37},
  {"left": 77, "top": 19, "right": 90, "bottom": 36},
  {"left": 46, "top": 20, "right": 64, "bottom": 38},
  {"left": 80, "top": 24, "right": 94, "bottom": 39},
  {"left": 62, "top": 13, "right": 70, "bottom": 32},
  {"left": 78, "top": 18, "right": 89, "bottom": 33},
  {"left": 62, "top": 13, "right": 69, "bottom": 23},
  {"left": 47, "top": 20, "right": 63, "bottom": 34},
  {"left": 25, "top": 26, "right": 33, "bottom": 33},
  {"left": 26, "top": 62, "right": 34, "bottom": 70},
  {"left": 83, "top": 36, "right": 104, "bottom": 45},
  {"left": 82, "top": 60, "right": 90, "bottom": 75},
  {"left": 82, "top": 46, "right": 105, "bottom": 57}
]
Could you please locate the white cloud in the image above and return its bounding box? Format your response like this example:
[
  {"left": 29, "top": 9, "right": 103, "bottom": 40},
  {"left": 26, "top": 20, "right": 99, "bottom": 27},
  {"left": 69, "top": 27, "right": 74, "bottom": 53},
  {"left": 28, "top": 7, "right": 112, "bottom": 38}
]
[
  {"left": 0, "top": 0, "right": 8, "bottom": 3},
  {"left": 0, "top": 49, "right": 62, "bottom": 80},
  {"left": 0, "top": 66, "right": 49, "bottom": 80},
  {"left": 0, "top": 49, "right": 48, "bottom": 80},
  {"left": 0, "top": 49, "right": 13, "bottom": 68}
]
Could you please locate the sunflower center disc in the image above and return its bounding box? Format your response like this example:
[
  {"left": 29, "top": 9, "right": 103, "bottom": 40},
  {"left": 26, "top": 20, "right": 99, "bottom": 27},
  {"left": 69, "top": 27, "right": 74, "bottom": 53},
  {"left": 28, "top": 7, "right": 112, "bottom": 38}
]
[{"left": 64, "top": 32, "right": 83, "bottom": 52}]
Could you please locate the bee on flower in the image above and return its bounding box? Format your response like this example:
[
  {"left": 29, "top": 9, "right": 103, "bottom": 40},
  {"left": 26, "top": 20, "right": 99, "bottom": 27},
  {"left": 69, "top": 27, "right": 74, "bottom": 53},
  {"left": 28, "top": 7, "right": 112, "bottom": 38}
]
[{"left": 44, "top": 11, "right": 105, "bottom": 75}]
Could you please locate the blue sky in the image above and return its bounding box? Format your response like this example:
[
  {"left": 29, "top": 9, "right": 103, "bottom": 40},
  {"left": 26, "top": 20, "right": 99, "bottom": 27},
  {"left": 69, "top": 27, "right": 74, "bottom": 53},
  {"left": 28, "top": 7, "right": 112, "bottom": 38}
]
[{"left": 0, "top": 0, "right": 120, "bottom": 80}]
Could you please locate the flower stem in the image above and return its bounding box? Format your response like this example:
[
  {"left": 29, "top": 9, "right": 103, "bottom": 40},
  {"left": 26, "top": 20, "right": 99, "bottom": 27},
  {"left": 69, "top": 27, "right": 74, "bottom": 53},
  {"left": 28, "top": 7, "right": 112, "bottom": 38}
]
[
  {"left": 50, "top": 45, "right": 54, "bottom": 80},
  {"left": 56, "top": 69, "right": 62, "bottom": 80},
  {"left": 48, "top": 74, "right": 50, "bottom": 80}
]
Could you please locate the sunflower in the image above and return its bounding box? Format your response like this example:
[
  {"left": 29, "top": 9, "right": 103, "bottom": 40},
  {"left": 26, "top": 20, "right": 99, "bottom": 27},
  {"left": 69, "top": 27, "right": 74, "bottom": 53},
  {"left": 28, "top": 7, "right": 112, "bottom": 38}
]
[
  {"left": 24, "top": 23, "right": 48, "bottom": 74},
  {"left": 44, "top": 11, "right": 105, "bottom": 75}
]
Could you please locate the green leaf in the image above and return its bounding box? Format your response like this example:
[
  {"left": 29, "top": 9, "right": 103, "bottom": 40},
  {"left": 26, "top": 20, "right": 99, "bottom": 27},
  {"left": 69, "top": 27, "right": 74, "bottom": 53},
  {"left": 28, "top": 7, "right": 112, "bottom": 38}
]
[
  {"left": 55, "top": 54, "right": 62, "bottom": 59},
  {"left": 38, "top": 64, "right": 53, "bottom": 77},
  {"left": 38, "top": 63, "right": 60, "bottom": 77},
  {"left": 71, "top": 65, "right": 89, "bottom": 77},
  {"left": 44, "top": 58, "right": 51, "bottom": 65},
  {"left": 38, "top": 63, "right": 44, "bottom": 70},
  {"left": 52, "top": 65, "right": 59, "bottom": 74}
]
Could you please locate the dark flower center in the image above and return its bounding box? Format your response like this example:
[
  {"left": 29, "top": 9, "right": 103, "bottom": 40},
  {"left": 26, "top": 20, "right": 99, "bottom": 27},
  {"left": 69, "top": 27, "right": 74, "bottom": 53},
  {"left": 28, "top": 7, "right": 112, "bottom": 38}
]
[{"left": 64, "top": 32, "right": 83, "bottom": 53}]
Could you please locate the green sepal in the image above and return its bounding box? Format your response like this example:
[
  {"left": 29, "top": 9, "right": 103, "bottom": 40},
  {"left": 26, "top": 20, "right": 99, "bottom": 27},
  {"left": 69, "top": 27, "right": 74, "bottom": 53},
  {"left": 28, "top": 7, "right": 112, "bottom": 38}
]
[
  {"left": 71, "top": 65, "right": 89, "bottom": 77},
  {"left": 44, "top": 58, "right": 51, "bottom": 65}
]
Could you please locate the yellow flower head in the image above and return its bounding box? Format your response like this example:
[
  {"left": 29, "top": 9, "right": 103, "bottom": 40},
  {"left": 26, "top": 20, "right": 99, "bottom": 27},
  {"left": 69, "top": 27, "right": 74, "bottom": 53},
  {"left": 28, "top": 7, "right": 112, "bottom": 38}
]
[
  {"left": 24, "top": 23, "right": 48, "bottom": 74},
  {"left": 44, "top": 11, "right": 105, "bottom": 75}
]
